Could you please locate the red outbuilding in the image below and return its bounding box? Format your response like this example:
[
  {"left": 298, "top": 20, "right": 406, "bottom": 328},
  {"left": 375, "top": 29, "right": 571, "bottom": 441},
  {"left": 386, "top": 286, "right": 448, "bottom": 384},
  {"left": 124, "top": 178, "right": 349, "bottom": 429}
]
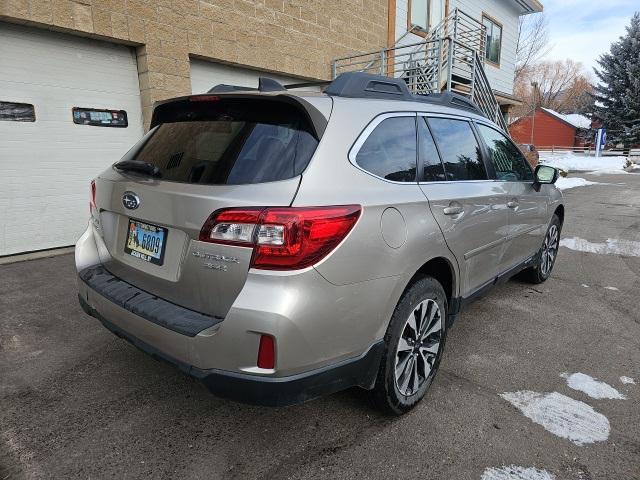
[{"left": 509, "top": 108, "right": 593, "bottom": 148}]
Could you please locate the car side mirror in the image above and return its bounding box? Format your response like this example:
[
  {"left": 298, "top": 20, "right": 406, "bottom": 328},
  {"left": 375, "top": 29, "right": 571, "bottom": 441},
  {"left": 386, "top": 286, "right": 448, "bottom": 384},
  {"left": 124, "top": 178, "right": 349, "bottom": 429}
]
[{"left": 533, "top": 165, "right": 559, "bottom": 191}]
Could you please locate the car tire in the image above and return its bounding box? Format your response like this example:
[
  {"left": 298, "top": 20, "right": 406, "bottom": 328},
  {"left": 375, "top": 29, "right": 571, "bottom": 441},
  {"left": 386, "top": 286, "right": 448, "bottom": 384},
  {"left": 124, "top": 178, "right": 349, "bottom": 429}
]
[
  {"left": 371, "top": 276, "right": 447, "bottom": 415},
  {"left": 523, "top": 214, "right": 561, "bottom": 284}
]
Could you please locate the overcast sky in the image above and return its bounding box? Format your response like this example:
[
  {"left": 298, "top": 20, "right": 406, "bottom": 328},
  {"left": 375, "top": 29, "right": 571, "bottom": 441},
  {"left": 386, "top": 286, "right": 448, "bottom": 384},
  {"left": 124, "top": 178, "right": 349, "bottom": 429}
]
[{"left": 540, "top": 0, "right": 638, "bottom": 76}]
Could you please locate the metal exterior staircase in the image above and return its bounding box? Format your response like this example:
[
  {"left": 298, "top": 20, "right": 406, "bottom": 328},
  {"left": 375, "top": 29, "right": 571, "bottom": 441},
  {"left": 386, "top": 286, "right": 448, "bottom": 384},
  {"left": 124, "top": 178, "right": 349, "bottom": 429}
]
[{"left": 332, "top": 8, "right": 509, "bottom": 133}]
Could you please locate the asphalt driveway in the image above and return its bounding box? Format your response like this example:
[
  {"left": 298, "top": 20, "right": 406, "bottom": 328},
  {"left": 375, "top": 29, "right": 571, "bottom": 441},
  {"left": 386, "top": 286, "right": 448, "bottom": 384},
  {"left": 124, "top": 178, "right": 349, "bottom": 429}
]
[{"left": 1, "top": 172, "right": 639, "bottom": 480}]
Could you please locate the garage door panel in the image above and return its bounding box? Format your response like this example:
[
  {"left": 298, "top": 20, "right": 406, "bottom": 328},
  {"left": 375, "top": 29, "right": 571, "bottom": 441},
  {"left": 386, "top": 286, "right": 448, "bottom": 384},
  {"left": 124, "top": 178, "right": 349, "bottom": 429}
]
[
  {"left": 1, "top": 28, "right": 140, "bottom": 95},
  {"left": 190, "top": 58, "right": 319, "bottom": 93},
  {"left": 0, "top": 23, "right": 143, "bottom": 256}
]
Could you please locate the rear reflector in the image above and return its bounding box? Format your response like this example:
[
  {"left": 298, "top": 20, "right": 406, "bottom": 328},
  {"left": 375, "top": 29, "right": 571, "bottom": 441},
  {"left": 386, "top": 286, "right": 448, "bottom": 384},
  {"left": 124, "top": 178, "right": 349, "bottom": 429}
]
[
  {"left": 199, "top": 205, "right": 361, "bottom": 270},
  {"left": 257, "top": 334, "right": 275, "bottom": 369}
]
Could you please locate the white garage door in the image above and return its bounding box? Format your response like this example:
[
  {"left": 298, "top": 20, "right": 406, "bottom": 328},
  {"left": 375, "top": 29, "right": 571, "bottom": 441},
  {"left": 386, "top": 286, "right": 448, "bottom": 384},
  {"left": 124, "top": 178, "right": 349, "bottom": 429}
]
[
  {"left": 190, "top": 58, "right": 319, "bottom": 93},
  {"left": 0, "top": 23, "right": 143, "bottom": 256}
]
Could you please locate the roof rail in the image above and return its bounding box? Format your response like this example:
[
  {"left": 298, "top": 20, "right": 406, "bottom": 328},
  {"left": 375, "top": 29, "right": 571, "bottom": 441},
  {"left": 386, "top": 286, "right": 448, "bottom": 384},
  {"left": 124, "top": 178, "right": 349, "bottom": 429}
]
[
  {"left": 324, "top": 72, "right": 414, "bottom": 100},
  {"left": 207, "top": 72, "right": 486, "bottom": 118},
  {"left": 416, "top": 91, "right": 485, "bottom": 115},
  {"left": 324, "top": 72, "right": 486, "bottom": 118}
]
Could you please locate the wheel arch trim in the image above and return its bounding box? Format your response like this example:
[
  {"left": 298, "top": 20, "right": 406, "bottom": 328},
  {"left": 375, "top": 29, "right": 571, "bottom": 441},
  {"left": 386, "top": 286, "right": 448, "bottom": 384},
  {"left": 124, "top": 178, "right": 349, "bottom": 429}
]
[
  {"left": 379, "top": 255, "right": 460, "bottom": 338},
  {"left": 553, "top": 204, "right": 565, "bottom": 225}
]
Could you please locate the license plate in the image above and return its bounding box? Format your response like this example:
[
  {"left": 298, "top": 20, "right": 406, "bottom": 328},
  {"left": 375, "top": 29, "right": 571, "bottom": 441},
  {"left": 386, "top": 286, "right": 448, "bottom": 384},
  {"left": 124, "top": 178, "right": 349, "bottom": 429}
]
[{"left": 124, "top": 219, "right": 167, "bottom": 266}]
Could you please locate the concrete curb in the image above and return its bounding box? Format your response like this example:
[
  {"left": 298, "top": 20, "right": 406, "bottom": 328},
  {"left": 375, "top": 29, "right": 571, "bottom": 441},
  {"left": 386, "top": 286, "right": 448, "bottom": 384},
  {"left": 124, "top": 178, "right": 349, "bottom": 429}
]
[{"left": 0, "top": 246, "right": 74, "bottom": 265}]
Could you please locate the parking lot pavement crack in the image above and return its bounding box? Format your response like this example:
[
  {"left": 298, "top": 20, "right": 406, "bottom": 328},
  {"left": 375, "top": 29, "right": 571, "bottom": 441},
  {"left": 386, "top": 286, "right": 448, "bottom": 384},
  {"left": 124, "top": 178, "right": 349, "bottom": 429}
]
[
  {"left": 559, "top": 461, "right": 593, "bottom": 480},
  {"left": 252, "top": 416, "right": 391, "bottom": 480},
  {"left": 439, "top": 369, "right": 503, "bottom": 398},
  {"left": 1, "top": 429, "right": 41, "bottom": 480}
]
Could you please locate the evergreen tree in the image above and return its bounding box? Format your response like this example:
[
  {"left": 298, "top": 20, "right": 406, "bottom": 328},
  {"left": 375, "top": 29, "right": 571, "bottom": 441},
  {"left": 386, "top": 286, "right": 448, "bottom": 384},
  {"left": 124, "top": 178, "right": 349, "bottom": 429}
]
[{"left": 593, "top": 12, "right": 640, "bottom": 147}]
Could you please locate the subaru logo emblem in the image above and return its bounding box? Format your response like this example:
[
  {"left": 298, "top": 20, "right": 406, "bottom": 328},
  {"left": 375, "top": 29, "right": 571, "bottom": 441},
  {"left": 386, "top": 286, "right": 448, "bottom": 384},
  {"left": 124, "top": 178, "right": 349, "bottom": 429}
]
[{"left": 122, "top": 191, "right": 140, "bottom": 210}]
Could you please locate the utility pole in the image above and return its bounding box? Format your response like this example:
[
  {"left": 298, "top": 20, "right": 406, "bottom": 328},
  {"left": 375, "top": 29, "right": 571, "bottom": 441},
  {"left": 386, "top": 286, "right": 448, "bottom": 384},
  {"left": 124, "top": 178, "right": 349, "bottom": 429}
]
[{"left": 530, "top": 81, "right": 538, "bottom": 145}]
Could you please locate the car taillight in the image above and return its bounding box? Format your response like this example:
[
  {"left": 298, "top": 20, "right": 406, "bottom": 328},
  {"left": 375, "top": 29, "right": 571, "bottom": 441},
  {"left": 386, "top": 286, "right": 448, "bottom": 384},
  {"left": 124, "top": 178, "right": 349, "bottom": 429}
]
[
  {"left": 199, "top": 205, "right": 361, "bottom": 270},
  {"left": 89, "top": 180, "right": 97, "bottom": 213},
  {"left": 200, "top": 208, "right": 263, "bottom": 246},
  {"left": 189, "top": 95, "right": 220, "bottom": 102}
]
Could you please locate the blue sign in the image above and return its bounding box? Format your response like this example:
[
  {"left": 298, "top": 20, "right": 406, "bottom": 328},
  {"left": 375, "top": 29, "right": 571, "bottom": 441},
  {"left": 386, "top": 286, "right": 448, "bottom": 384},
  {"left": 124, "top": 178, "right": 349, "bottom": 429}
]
[{"left": 595, "top": 128, "right": 607, "bottom": 156}]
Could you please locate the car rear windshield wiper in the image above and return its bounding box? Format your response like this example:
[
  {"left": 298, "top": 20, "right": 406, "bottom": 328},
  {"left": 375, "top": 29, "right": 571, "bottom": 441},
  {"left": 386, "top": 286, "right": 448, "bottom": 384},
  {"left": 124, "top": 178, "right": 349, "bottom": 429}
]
[{"left": 114, "top": 160, "right": 162, "bottom": 178}]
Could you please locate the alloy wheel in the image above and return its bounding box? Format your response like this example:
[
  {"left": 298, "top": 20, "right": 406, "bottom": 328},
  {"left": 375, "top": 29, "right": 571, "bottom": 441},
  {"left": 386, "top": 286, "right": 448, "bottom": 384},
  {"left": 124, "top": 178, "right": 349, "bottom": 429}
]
[
  {"left": 540, "top": 224, "right": 559, "bottom": 277},
  {"left": 394, "top": 299, "right": 442, "bottom": 396}
]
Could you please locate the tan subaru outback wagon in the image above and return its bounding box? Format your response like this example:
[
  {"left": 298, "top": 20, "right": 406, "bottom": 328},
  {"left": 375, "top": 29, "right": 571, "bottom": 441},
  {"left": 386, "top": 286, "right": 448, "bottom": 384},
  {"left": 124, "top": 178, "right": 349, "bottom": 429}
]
[{"left": 77, "top": 72, "right": 563, "bottom": 414}]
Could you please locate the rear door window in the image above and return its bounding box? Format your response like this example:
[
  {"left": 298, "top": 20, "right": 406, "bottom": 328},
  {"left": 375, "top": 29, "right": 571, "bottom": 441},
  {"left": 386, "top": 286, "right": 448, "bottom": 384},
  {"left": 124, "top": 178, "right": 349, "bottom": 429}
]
[
  {"left": 130, "top": 98, "right": 319, "bottom": 185},
  {"left": 354, "top": 116, "right": 417, "bottom": 182},
  {"left": 427, "top": 117, "right": 487, "bottom": 181}
]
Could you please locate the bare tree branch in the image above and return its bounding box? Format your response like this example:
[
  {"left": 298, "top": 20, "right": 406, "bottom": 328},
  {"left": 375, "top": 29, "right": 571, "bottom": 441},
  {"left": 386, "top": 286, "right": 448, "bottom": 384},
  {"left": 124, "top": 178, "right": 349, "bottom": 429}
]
[
  {"left": 515, "top": 13, "right": 550, "bottom": 83},
  {"left": 511, "top": 60, "right": 594, "bottom": 121}
]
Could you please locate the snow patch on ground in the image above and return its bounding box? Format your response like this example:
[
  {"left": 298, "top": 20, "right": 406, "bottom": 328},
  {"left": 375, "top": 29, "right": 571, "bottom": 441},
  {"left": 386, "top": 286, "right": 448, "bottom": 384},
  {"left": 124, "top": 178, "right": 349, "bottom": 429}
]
[
  {"left": 604, "top": 286, "right": 619, "bottom": 291},
  {"left": 587, "top": 169, "right": 631, "bottom": 175},
  {"left": 554, "top": 177, "right": 602, "bottom": 190},
  {"left": 540, "top": 153, "right": 628, "bottom": 172},
  {"left": 561, "top": 373, "right": 626, "bottom": 399},
  {"left": 581, "top": 284, "right": 590, "bottom": 288},
  {"left": 560, "top": 237, "right": 640, "bottom": 257},
  {"left": 620, "top": 376, "right": 636, "bottom": 385},
  {"left": 500, "top": 391, "right": 610, "bottom": 445},
  {"left": 481, "top": 465, "right": 555, "bottom": 480}
]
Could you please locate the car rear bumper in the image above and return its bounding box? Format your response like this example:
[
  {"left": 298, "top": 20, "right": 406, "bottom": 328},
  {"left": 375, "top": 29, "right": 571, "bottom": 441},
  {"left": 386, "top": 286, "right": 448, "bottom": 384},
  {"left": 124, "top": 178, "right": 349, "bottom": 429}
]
[
  {"left": 77, "top": 293, "right": 383, "bottom": 406},
  {"left": 75, "top": 220, "right": 400, "bottom": 405},
  {"left": 79, "top": 265, "right": 222, "bottom": 337}
]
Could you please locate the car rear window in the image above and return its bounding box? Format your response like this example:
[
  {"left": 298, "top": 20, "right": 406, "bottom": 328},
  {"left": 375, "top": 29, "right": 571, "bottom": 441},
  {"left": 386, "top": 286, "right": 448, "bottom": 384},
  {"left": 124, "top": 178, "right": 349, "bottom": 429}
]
[
  {"left": 354, "top": 116, "right": 417, "bottom": 182},
  {"left": 130, "top": 98, "right": 319, "bottom": 185}
]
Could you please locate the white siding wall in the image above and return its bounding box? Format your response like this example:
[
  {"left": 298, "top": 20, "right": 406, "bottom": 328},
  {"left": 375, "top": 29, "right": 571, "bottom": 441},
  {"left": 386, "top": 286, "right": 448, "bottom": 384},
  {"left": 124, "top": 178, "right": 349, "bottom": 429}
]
[
  {"left": 394, "top": 0, "right": 521, "bottom": 95},
  {"left": 395, "top": 0, "right": 418, "bottom": 45},
  {"left": 450, "top": 0, "right": 520, "bottom": 94}
]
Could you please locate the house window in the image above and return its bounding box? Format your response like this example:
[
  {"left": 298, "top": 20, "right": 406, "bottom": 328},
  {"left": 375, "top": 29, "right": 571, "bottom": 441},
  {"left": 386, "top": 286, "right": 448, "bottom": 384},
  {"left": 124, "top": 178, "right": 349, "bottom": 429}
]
[
  {"left": 409, "top": 0, "right": 430, "bottom": 32},
  {"left": 0, "top": 101, "right": 36, "bottom": 122},
  {"left": 483, "top": 15, "right": 502, "bottom": 65}
]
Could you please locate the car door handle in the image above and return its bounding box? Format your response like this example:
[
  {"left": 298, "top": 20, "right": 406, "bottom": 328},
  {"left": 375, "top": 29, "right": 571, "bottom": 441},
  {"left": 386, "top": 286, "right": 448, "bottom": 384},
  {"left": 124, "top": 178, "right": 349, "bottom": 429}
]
[
  {"left": 443, "top": 205, "right": 464, "bottom": 215},
  {"left": 507, "top": 200, "right": 519, "bottom": 209}
]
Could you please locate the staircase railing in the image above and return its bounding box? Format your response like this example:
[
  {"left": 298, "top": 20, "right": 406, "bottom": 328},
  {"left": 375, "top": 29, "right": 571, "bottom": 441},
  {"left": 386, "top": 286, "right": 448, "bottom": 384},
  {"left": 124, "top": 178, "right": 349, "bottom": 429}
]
[
  {"left": 469, "top": 51, "right": 509, "bottom": 132},
  {"left": 331, "top": 8, "right": 510, "bottom": 133}
]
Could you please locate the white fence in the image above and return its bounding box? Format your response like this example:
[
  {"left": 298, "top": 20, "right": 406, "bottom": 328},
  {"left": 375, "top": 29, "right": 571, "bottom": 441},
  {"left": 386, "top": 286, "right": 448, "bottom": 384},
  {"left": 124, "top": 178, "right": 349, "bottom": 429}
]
[{"left": 536, "top": 146, "right": 634, "bottom": 157}]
